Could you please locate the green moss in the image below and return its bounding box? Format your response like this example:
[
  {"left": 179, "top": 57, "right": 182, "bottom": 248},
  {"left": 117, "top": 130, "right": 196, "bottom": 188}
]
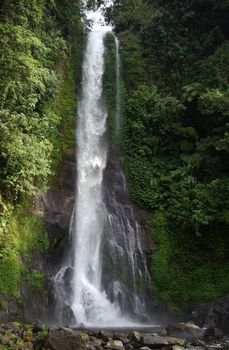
[
  {"left": 0, "top": 300, "right": 8, "bottom": 311},
  {"left": 56, "top": 62, "right": 77, "bottom": 151},
  {"left": 0, "top": 251, "right": 20, "bottom": 297},
  {"left": 10, "top": 208, "right": 49, "bottom": 255},
  {"left": 55, "top": 31, "right": 84, "bottom": 154},
  {"left": 30, "top": 272, "right": 45, "bottom": 289},
  {"left": 0, "top": 205, "right": 50, "bottom": 298}
]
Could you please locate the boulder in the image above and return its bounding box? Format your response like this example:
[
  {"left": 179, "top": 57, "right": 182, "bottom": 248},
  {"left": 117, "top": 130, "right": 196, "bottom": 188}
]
[
  {"left": 105, "top": 339, "right": 125, "bottom": 350},
  {"left": 0, "top": 335, "right": 10, "bottom": 345},
  {"left": 129, "top": 330, "right": 142, "bottom": 342},
  {"left": 89, "top": 336, "right": 103, "bottom": 347},
  {"left": 48, "top": 328, "right": 89, "bottom": 350},
  {"left": 97, "top": 330, "right": 113, "bottom": 341},
  {"left": 158, "top": 329, "right": 167, "bottom": 336},
  {"left": 141, "top": 335, "right": 186, "bottom": 347},
  {"left": 113, "top": 332, "right": 129, "bottom": 344},
  {"left": 204, "top": 327, "right": 224, "bottom": 339},
  {"left": 166, "top": 322, "right": 204, "bottom": 339},
  {"left": 192, "top": 296, "right": 229, "bottom": 333},
  {"left": 172, "top": 346, "right": 184, "bottom": 350},
  {"left": 33, "top": 321, "right": 46, "bottom": 333}
]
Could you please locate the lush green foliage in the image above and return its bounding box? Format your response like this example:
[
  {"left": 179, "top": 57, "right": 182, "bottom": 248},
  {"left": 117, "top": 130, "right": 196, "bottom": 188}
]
[
  {"left": 0, "top": 198, "right": 49, "bottom": 297},
  {"left": 0, "top": 0, "right": 83, "bottom": 297},
  {"left": 0, "top": 0, "right": 82, "bottom": 200},
  {"left": 108, "top": 0, "right": 229, "bottom": 307}
]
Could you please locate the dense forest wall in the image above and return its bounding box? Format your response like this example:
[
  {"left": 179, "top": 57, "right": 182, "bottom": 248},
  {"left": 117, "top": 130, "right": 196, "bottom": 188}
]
[
  {"left": 105, "top": 0, "right": 229, "bottom": 310},
  {"left": 0, "top": 0, "right": 83, "bottom": 318}
]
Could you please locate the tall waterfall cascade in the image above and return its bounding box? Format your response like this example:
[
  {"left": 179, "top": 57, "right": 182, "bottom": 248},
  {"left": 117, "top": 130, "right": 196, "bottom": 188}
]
[{"left": 54, "top": 4, "right": 152, "bottom": 327}]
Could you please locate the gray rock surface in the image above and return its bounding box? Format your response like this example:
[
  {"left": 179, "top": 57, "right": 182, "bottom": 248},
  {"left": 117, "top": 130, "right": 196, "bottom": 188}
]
[
  {"left": 192, "top": 296, "right": 229, "bottom": 333},
  {"left": 48, "top": 328, "right": 89, "bottom": 350},
  {"left": 141, "top": 334, "right": 187, "bottom": 347},
  {"left": 105, "top": 339, "right": 125, "bottom": 349},
  {"left": 166, "top": 322, "right": 204, "bottom": 339},
  {"left": 0, "top": 322, "right": 228, "bottom": 350}
]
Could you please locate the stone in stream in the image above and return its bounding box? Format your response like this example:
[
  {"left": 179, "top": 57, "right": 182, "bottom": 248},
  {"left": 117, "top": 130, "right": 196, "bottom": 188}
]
[
  {"left": 158, "top": 329, "right": 167, "bottom": 336},
  {"left": 114, "top": 332, "right": 130, "bottom": 345},
  {"left": 166, "top": 322, "right": 204, "bottom": 339},
  {"left": 105, "top": 339, "right": 125, "bottom": 349},
  {"left": 86, "top": 346, "right": 96, "bottom": 350},
  {"left": 129, "top": 330, "right": 142, "bottom": 342},
  {"left": 141, "top": 335, "right": 187, "bottom": 347},
  {"left": 89, "top": 336, "right": 103, "bottom": 347},
  {"left": 172, "top": 345, "right": 185, "bottom": 350},
  {"left": 48, "top": 328, "right": 89, "bottom": 350},
  {"left": 98, "top": 330, "right": 113, "bottom": 341}
]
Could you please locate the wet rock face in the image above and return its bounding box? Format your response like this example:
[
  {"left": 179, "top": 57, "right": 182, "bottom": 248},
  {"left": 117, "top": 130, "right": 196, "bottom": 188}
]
[
  {"left": 103, "top": 145, "right": 155, "bottom": 254},
  {"left": 36, "top": 148, "right": 75, "bottom": 232},
  {"left": 101, "top": 144, "right": 155, "bottom": 318},
  {"left": 192, "top": 296, "right": 229, "bottom": 333},
  {"left": 0, "top": 295, "right": 23, "bottom": 324},
  {"left": 16, "top": 150, "right": 76, "bottom": 324}
]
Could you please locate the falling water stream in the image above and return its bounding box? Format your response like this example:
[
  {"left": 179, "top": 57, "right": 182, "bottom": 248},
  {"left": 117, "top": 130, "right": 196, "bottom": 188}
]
[
  {"left": 71, "top": 29, "right": 126, "bottom": 326},
  {"left": 54, "top": 3, "right": 152, "bottom": 328}
]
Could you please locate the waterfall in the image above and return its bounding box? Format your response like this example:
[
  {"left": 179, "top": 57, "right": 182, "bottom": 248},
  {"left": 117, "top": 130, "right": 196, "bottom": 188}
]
[
  {"left": 71, "top": 29, "right": 125, "bottom": 326},
  {"left": 53, "top": 5, "right": 153, "bottom": 328}
]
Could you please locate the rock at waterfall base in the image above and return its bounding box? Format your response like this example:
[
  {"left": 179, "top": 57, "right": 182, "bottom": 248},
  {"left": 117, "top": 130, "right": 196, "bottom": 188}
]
[
  {"left": 141, "top": 335, "right": 187, "bottom": 347},
  {"left": 172, "top": 345, "right": 185, "bottom": 350},
  {"left": 105, "top": 339, "right": 125, "bottom": 349},
  {"left": 129, "top": 330, "right": 142, "bottom": 342},
  {"left": 166, "top": 322, "right": 204, "bottom": 339},
  {"left": 48, "top": 328, "right": 89, "bottom": 350}
]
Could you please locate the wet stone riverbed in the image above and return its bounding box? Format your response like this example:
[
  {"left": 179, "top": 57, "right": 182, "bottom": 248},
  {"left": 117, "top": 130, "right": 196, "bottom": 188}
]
[{"left": 0, "top": 321, "right": 228, "bottom": 350}]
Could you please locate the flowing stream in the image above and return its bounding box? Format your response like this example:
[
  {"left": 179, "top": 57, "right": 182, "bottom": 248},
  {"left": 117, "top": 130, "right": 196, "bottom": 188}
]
[{"left": 54, "top": 5, "right": 152, "bottom": 328}]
